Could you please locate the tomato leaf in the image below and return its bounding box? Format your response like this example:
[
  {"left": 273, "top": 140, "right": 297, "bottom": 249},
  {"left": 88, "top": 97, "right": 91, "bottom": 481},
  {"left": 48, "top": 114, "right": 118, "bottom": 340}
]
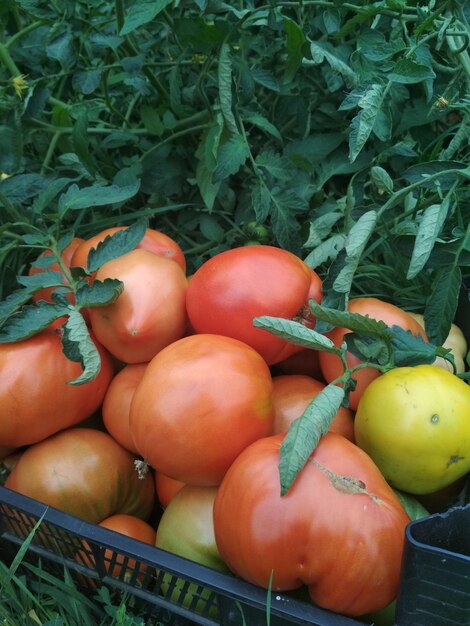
[
  {"left": 345, "top": 333, "right": 390, "bottom": 365},
  {"left": 279, "top": 384, "right": 345, "bottom": 496},
  {"left": 407, "top": 201, "right": 450, "bottom": 279},
  {"left": 393, "top": 489, "right": 429, "bottom": 521},
  {"left": 387, "top": 325, "right": 438, "bottom": 366},
  {"left": 17, "top": 270, "right": 65, "bottom": 290},
  {"left": 75, "top": 279, "right": 124, "bottom": 309},
  {"left": 348, "top": 83, "right": 386, "bottom": 163},
  {"left": 423, "top": 265, "right": 462, "bottom": 346},
  {"left": 61, "top": 310, "right": 101, "bottom": 385},
  {"left": 253, "top": 316, "right": 338, "bottom": 353},
  {"left": 86, "top": 220, "right": 147, "bottom": 273},
  {"left": 58, "top": 180, "right": 141, "bottom": 214},
  {"left": 0, "top": 287, "right": 35, "bottom": 324},
  {"left": 0, "top": 302, "right": 68, "bottom": 342},
  {"left": 309, "top": 300, "right": 389, "bottom": 336}
]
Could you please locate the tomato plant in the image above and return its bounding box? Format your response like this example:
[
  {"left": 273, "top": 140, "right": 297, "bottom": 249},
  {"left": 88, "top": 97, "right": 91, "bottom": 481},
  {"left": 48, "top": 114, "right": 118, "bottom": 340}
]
[
  {"left": 130, "top": 333, "right": 274, "bottom": 485},
  {"left": 213, "top": 431, "right": 410, "bottom": 617},
  {"left": 271, "top": 374, "right": 355, "bottom": 442},
  {"left": 102, "top": 363, "right": 147, "bottom": 454},
  {"left": 318, "top": 297, "right": 428, "bottom": 410},
  {"left": 186, "top": 245, "right": 322, "bottom": 365},
  {"left": 88, "top": 249, "right": 188, "bottom": 364},
  {"left": 0, "top": 329, "right": 114, "bottom": 448},
  {"left": 5, "top": 428, "right": 155, "bottom": 523},
  {"left": 354, "top": 364, "right": 470, "bottom": 494}
]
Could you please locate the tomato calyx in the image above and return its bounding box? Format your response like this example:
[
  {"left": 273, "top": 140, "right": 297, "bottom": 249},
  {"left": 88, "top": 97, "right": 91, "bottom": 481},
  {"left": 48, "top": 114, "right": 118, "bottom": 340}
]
[
  {"left": 134, "top": 458, "right": 150, "bottom": 479},
  {"left": 292, "top": 304, "right": 314, "bottom": 327}
]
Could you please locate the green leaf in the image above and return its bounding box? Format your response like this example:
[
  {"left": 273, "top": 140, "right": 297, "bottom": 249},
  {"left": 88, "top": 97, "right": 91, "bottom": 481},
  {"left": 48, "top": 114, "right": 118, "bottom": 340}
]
[
  {"left": 424, "top": 266, "right": 462, "bottom": 346},
  {"left": 58, "top": 181, "right": 141, "bottom": 213},
  {"left": 283, "top": 18, "right": 306, "bottom": 81},
  {"left": 243, "top": 114, "right": 282, "bottom": 143},
  {"left": 195, "top": 119, "right": 223, "bottom": 211},
  {"left": 333, "top": 211, "right": 377, "bottom": 293},
  {"left": 303, "top": 233, "right": 346, "bottom": 267},
  {"left": 308, "top": 41, "right": 357, "bottom": 87},
  {"left": 75, "top": 279, "right": 124, "bottom": 309},
  {"left": 72, "top": 108, "right": 98, "bottom": 177},
  {"left": 62, "top": 310, "right": 101, "bottom": 385},
  {"left": 388, "top": 326, "right": 438, "bottom": 366},
  {"left": 0, "top": 302, "right": 68, "bottom": 342},
  {"left": 251, "top": 180, "right": 272, "bottom": 223},
  {"left": 31, "top": 177, "right": 72, "bottom": 215},
  {"left": 213, "top": 135, "right": 249, "bottom": 182},
  {"left": 119, "top": 0, "right": 173, "bottom": 36},
  {"left": 250, "top": 68, "right": 280, "bottom": 92},
  {"left": 393, "top": 489, "right": 429, "bottom": 520},
  {"left": 348, "top": 84, "right": 386, "bottom": 163},
  {"left": 279, "top": 384, "right": 345, "bottom": 495},
  {"left": 389, "top": 58, "right": 436, "bottom": 85},
  {"left": 407, "top": 202, "right": 450, "bottom": 279},
  {"left": 140, "top": 105, "right": 165, "bottom": 136},
  {"left": 0, "top": 124, "right": 22, "bottom": 173},
  {"left": 345, "top": 333, "right": 390, "bottom": 365},
  {"left": 0, "top": 288, "right": 35, "bottom": 325},
  {"left": 218, "top": 43, "right": 239, "bottom": 136},
  {"left": 254, "top": 151, "right": 292, "bottom": 181},
  {"left": 17, "top": 270, "right": 65, "bottom": 290},
  {"left": 86, "top": 220, "right": 147, "bottom": 273},
  {"left": 253, "top": 316, "right": 339, "bottom": 352},
  {"left": 370, "top": 166, "right": 393, "bottom": 194},
  {"left": 309, "top": 300, "right": 389, "bottom": 337}
]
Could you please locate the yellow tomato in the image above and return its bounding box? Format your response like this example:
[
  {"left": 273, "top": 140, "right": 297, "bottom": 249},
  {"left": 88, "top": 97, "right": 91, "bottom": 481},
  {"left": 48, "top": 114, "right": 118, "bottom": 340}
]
[{"left": 354, "top": 365, "right": 470, "bottom": 494}]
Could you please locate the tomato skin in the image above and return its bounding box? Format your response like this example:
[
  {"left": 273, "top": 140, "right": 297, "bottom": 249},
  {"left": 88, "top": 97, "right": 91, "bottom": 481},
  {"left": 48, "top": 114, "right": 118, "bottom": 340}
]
[
  {"left": 354, "top": 365, "right": 470, "bottom": 494},
  {"left": 155, "top": 472, "right": 186, "bottom": 509},
  {"left": 185, "top": 245, "right": 322, "bottom": 365},
  {"left": 5, "top": 428, "right": 155, "bottom": 523},
  {"left": 0, "top": 330, "right": 114, "bottom": 448},
  {"left": 71, "top": 226, "right": 186, "bottom": 273},
  {"left": 102, "top": 363, "right": 147, "bottom": 454},
  {"left": 29, "top": 237, "right": 85, "bottom": 304},
  {"left": 318, "top": 297, "right": 427, "bottom": 411},
  {"left": 88, "top": 249, "right": 188, "bottom": 364},
  {"left": 275, "top": 348, "right": 324, "bottom": 380},
  {"left": 271, "top": 374, "right": 355, "bottom": 442},
  {"left": 213, "top": 432, "right": 410, "bottom": 617},
  {"left": 130, "top": 333, "right": 275, "bottom": 486}
]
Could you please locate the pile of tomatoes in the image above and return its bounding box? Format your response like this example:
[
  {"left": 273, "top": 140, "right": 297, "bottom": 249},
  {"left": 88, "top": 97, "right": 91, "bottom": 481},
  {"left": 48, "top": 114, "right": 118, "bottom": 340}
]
[{"left": 1, "top": 226, "right": 469, "bottom": 621}]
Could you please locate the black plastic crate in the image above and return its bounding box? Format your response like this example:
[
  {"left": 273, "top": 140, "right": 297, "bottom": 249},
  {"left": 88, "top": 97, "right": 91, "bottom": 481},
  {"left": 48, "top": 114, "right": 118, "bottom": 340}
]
[
  {"left": 395, "top": 504, "right": 470, "bottom": 626},
  {"left": 0, "top": 485, "right": 367, "bottom": 626}
]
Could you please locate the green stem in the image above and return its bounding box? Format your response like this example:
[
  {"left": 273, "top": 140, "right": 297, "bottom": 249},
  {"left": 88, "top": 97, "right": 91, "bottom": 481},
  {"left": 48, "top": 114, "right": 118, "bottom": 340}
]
[
  {"left": 138, "top": 123, "right": 208, "bottom": 162},
  {"left": 0, "top": 42, "right": 21, "bottom": 75},
  {"left": 5, "top": 20, "right": 44, "bottom": 48},
  {"left": 40, "top": 132, "right": 62, "bottom": 174}
]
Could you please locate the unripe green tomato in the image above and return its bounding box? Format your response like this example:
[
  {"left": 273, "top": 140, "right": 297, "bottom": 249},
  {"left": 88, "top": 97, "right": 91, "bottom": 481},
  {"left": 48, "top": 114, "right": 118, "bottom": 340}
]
[{"left": 354, "top": 365, "right": 470, "bottom": 494}]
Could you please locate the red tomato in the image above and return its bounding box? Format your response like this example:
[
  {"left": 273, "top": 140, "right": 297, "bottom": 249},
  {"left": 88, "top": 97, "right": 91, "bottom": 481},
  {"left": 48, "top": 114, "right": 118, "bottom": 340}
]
[
  {"left": 78, "top": 513, "right": 156, "bottom": 581},
  {"left": 0, "top": 330, "right": 114, "bottom": 448},
  {"left": 88, "top": 249, "right": 188, "bottom": 364},
  {"left": 271, "top": 374, "right": 355, "bottom": 442},
  {"left": 213, "top": 432, "right": 410, "bottom": 617},
  {"left": 130, "top": 334, "right": 275, "bottom": 486},
  {"left": 155, "top": 471, "right": 186, "bottom": 509},
  {"left": 185, "top": 245, "right": 322, "bottom": 365},
  {"left": 71, "top": 226, "right": 186, "bottom": 273},
  {"left": 275, "top": 348, "right": 324, "bottom": 380},
  {"left": 5, "top": 428, "right": 155, "bottom": 523},
  {"left": 318, "top": 297, "right": 428, "bottom": 411},
  {"left": 29, "top": 237, "right": 85, "bottom": 304},
  {"left": 102, "top": 363, "right": 147, "bottom": 454}
]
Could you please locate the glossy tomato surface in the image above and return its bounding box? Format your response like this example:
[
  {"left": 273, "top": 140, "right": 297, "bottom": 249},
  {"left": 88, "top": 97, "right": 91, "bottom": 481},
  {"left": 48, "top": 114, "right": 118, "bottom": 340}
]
[
  {"left": 102, "top": 363, "right": 147, "bottom": 454},
  {"left": 271, "top": 374, "right": 355, "bottom": 442},
  {"left": 130, "top": 333, "right": 275, "bottom": 485},
  {"left": 5, "top": 428, "right": 155, "bottom": 523},
  {"left": 155, "top": 471, "right": 186, "bottom": 509},
  {"left": 213, "top": 432, "right": 410, "bottom": 617},
  {"left": 71, "top": 226, "right": 186, "bottom": 272},
  {"left": 88, "top": 249, "right": 188, "bottom": 363},
  {"left": 318, "top": 297, "right": 427, "bottom": 410},
  {"left": 185, "top": 245, "right": 322, "bottom": 365},
  {"left": 0, "top": 330, "right": 114, "bottom": 448},
  {"left": 354, "top": 365, "right": 470, "bottom": 494}
]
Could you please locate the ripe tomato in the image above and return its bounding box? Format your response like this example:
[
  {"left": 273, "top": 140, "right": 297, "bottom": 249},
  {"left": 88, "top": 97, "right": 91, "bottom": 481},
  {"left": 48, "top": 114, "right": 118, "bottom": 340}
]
[
  {"left": 155, "top": 471, "right": 185, "bottom": 509},
  {"left": 0, "top": 330, "right": 114, "bottom": 448},
  {"left": 102, "top": 363, "right": 147, "bottom": 454},
  {"left": 213, "top": 432, "right": 410, "bottom": 617},
  {"left": 71, "top": 226, "right": 186, "bottom": 273},
  {"left": 29, "top": 237, "right": 85, "bottom": 304},
  {"left": 271, "top": 374, "right": 355, "bottom": 442},
  {"left": 88, "top": 249, "right": 188, "bottom": 364},
  {"left": 185, "top": 245, "right": 322, "bottom": 365},
  {"left": 275, "top": 348, "right": 324, "bottom": 380},
  {"left": 5, "top": 428, "right": 155, "bottom": 523},
  {"left": 78, "top": 513, "right": 156, "bottom": 581},
  {"left": 318, "top": 297, "right": 427, "bottom": 410},
  {"left": 354, "top": 364, "right": 470, "bottom": 494},
  {"left": 130, "top": 333, "right": 275, "bottom": 486}
]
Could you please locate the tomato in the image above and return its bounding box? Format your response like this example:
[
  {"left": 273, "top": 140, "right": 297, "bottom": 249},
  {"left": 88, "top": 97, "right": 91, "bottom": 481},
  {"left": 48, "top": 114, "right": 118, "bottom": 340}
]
[
  {"left": 71, "top": 226, "right": 186, "bottom": 273},
  {"left": 354, "top": 364, "right": 470, "bottom": 494},
  {"left": 88, "top": 249, "right": 188, "bottom": 364},
  {"left": 130, "top": 333, "right": 275, "bottom": 486},
  {"left": 155, "top": 471, "right": 186, "bottom": 509},
  {"left": 102, "top": 363, "right": 147, "bottom": 454},
  {"left": 5, "top": 428, "right": 155, "bottom": 523},
  {"left": 213, "top": 432, "right": 410, "bottom": 617},
  {"left": 271, "top": 374, "right": 355, "bottom": 442},
  {"left": 29, "top": 237, "right": 85, "bottom": 304},
  {"left": 78, "top": 513, "right": 156, "bottom": 581},
  {"left": 185, "top": 245, "right": 322, "bottom": 365},
  {"left": 275, "top": 348, "right": 324, "bottom": 380},
  {"left": 0, "top": 330, "right": 114, "bottom": 448},
  {"left": 318, "top": 297, "right": 427, "bottom": 411}
]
